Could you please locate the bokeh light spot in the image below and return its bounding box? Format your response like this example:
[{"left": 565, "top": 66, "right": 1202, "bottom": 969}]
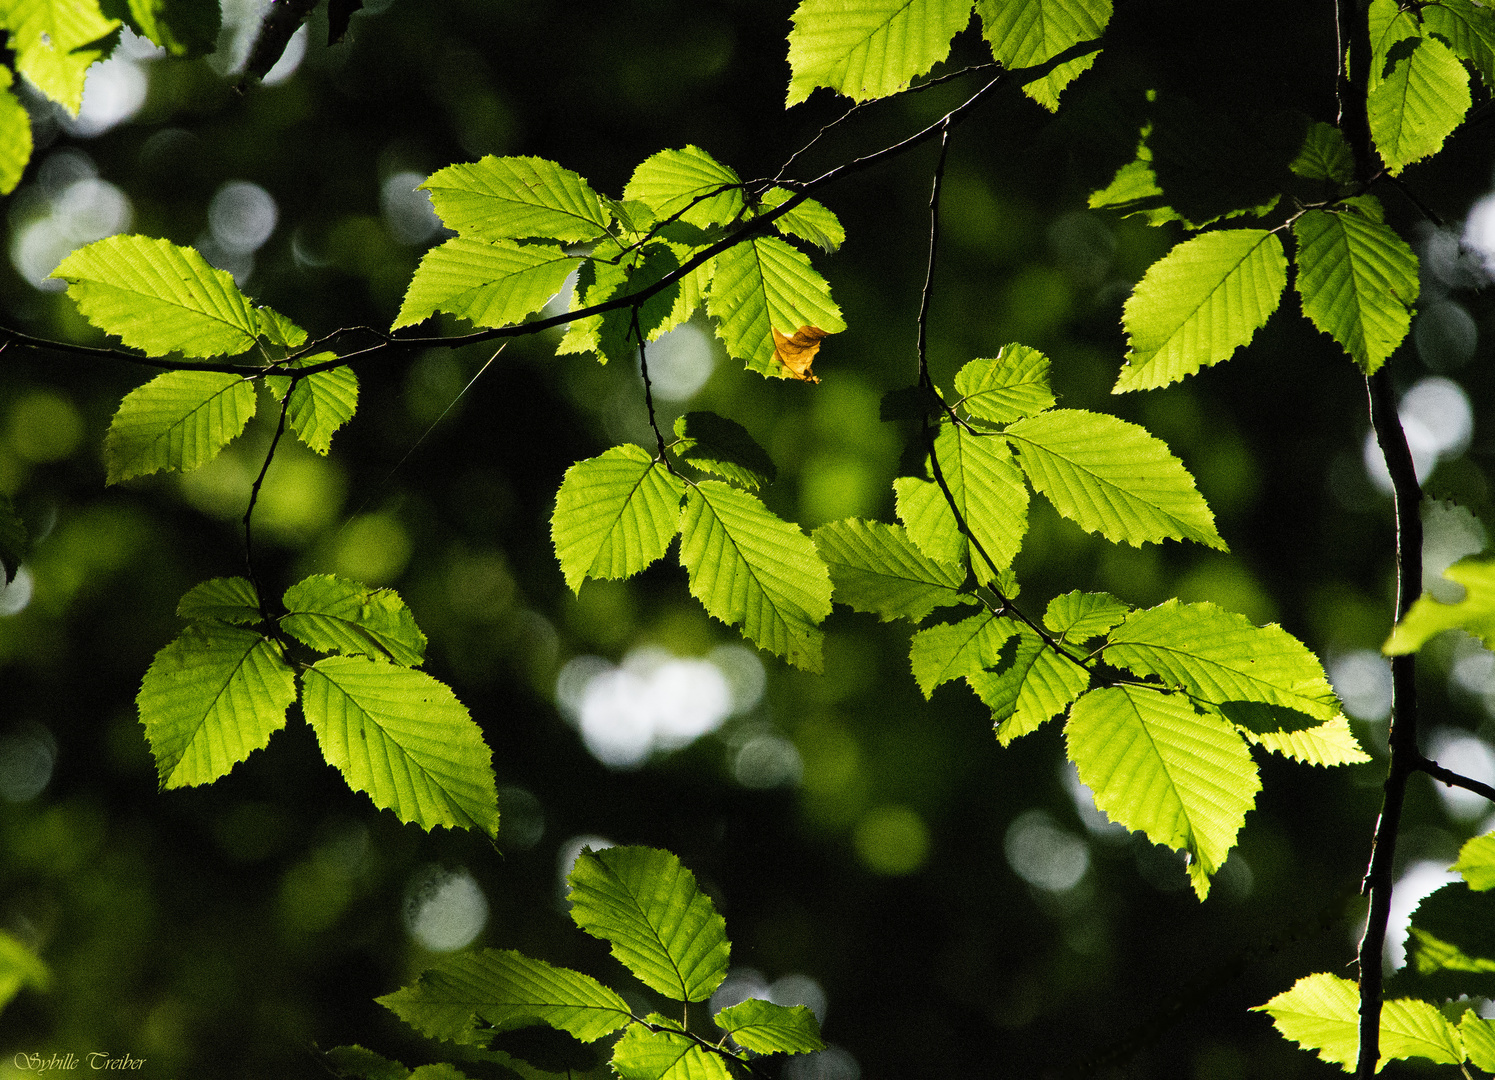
[
  {"left": 333, "top": 513, "right": 412, "bottom": 584},
  {"left": 0, "top": 723, "right": 56, "bottom": 803},
  {"left": 1004, "top": 809, "right": 1090, "bottom": 892},
  {"left": 381, "top": 171, "right": 444, "bottom": 246},
  {"left": 644, "top": 324, "right": 715, "bottom": 401},
  {"left": 853, "top": 805, "right": 929, "bottom": 876},
  {"left": 1329, "top": 650, "right": 1393, "bottom": 722},
  {"left": 405, "top": 866, "right": 488, "bottom": 951},
  {"left": 210, "top": 181, "right": 279, "bottom": 255},
  {"left": 8, "top": 390, "right": 83, "bottom": 462}
]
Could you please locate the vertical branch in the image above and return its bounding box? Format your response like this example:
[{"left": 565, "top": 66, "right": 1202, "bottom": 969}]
[
  {"left": 915, "top": 123, "right": 951, "bottom": 392},
  {"left": 1355, "top": 367, "right": 1424, "bottom": 1079},
  {"left": 245, "top": 380, "right": 294, "bottom": 623},
  {"left": 633, "top": 309, "right": 670, "bottom": 461}
]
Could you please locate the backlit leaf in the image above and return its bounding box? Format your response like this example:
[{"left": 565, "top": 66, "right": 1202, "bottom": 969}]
[
  {"left": 124, "top": 0, "right": 220, "bottom": 55},
  {"left": 908, "top": 422, "right": 1030, "bottom": 580},
  {"left": 623, "top": 146, "right": 745, "bottom": 229},
  {"left": 976, "top": 0, "right": 1111, "bottom": 110},
  {"left": 176, "top": 576, "right": 261, "bottom": 625},
  {"left": 1246, "top": 717, "right": 1371, "bottom": 767},
  {"left": 1367, "top": 4, "right": 1471, "bottom": 175},
  {"left": 969, "top": 629, "right": 1089, "bottom": 744},
  {"left": 910, "top": 610, "right": 1016, "bottom": 697},
  {"left": 138, "top": 624, "right": 296, "bottom": 788},
  {"left": 263, "top": 358, "right": 359, "bottom": 456},
  {"left": 1453, "top": 831, "right": 1495, "bottom": 891},
  {"left": 1293, "top": 199, "right": 1419, "bottom": 375},
  {"left": 707, "top": 236, "right": 845, "bottom": 380},
  {"left": 0, "top": 69, "right": 32, "bottom": 196},
  {"left": 954, "top": 345, "right": 1055, "bottom": 423},
  {"left": 377, "top": 949, "right": 632, "bottom": 1045},
  {"left": 1066, "top": 685, "right": 1259, "bottom": 898},
  {"left": 1257, "top": 972, "right": 1463, "bottom": 1069},
  {"left": 551, "top": 445, "right": 685, "bottom": 593},
  {"left": 53, "top": 236, "right": 263, "bottom": 357},
  {"left": 253, "top": 305, "right": 307, "bottom": 348},
  {"left": 671, "top": 412, "right": 776, "bottom": 491},
  {"left": 1385, "top": 557, "right": 1495, "bottom": 653},
  {"left": 812, "top": 518, "right": 971, "bottom": 621},
  {"left": 1425, "top": 0, "right": 1495, "bottom": 85},
  {"left": 1043, "top": 590, "right": 1128, "bottom": 644},
  {"left": 423, "top": 156, "right": 611, "bottom": 243},
  {"left": 1464, "top": 1010, "right": 1495, "bottom": 1072},
  {"left": 1290, "top": 121, "right": 1354, "bottom": 184},
  {"left": 772, "top": 326, "right": 831, "bottom": 382},
  {"left": 1003, "top": 409, "right": 1225, "bottom": 550},
  {"left": 567, "top": 846, "right": 729, "bottom": 1002},
  {"left": 1403, "top": 881, "right": 1495, "bottom": 998},
  {"left": 785, "top": 0, "right": 974, "bottom": 106},
  {"left": 1117, "top": 229, "right": 1287, "bottom": 392},
  {"left": 678, "top": 481, "right": 832, "bottom": 671},
  {"left": 761, "top": 187, "right": 845, "bottom": 253},
  {"left": 2, "top": 0, "right": 119, "bottom": 114},
  {"left": 393, "top": 238, "right": 580, "bottom": 330},
  {"left": 714, "top": 999, "right": 825, "bottom": 1054},
  {"left": 301, "top": 657, "right": 498, "bottom": 836},
  {"left": 611, "top": 1020, "right": 735, "bottom": 1080},
  {"left": 281, "top": 575, "right": 427, "bottom": 667},
  {"left": 104, "top": 370, "right": 256, "bottom": 484}
]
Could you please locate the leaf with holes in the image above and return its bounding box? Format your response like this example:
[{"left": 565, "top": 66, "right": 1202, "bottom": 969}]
[
  {"left": 976, "top": 0, "right": 1111, "bottom": 110},
  {"left": 281, "top": 575, "right": 427, "bottom": 667},
  {"left": 423, "top": 156, "right": 611, "bottom": 243},
  {"left": 785, "top": 0, "right": 974, "bottom": 106},
  {"left": 1003, "top": 409, "right": 1225, "bottom": 550},
  {"left": 551, "top": 445, "right": 685, "bottom": 593},
  {"left": 138, "top": 624, "right": 296, "bottom": 789},
  {"left": 567, "top": 845, "right": 729, "bottom": 1002},
  {"left": 813, "top": 518, "right": 972, "bottom": 622},
  {"left": 104, "top": 371, "right": 256, "bottom": 485},
  {"left": 678, "top": 481, "right": 832, "bottom": 671},
  {"left": 1117, "top": 229, "right": 1286, "bottom": 392},
  {"left": 1066, "top": 685, "right": 1259, "bottom": 898},
  {"left": 300, "top": 656, "right": 498, "bottom": 836}
]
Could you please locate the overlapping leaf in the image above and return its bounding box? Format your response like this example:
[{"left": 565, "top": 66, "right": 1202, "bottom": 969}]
[
  {"left": 300, "top": 656, "right": 498, "bottom": 836},
  {"left": 1454, "top": 831, "right": 1495, "bottom": 891},
  {"left": 567, "top": 846, "right": 730, "bottom": 1002},
  {"left": 53, "top": 236, "right": 269, "bottom": 357},
  {"left": 394, "top": 238, "right": 580, "bottom": 330},
  {"left": 954, "top": 345, "right": 1055, "bottom": 423},
  {"left": 2, "top": 0, "right": 119, "bottom": 113},
  {"left": 785, "top": 0, "right": 974, "bottom": 106},
  {"left": 1255, "top": 972, "right": 1463, "bottom": 1070},
  {"left": 1290, "top": 121, "right": 1354, "bottom": 184},
  {"left": 138, "top": 624, "right": 297, "bottom": 788},
  {"left": 0, "top": 68, "right": 32, "bottom": 196},
  {"left": 1002, "top": 409, "right": 1225, "bottom": 550},
  {"left": 913, "top": 422, "right": 1029, "bottom": 580},
  {"left": 176, "top": 576, "right": 261, "bottom": 625},
  {"left": 1066, "top": 685, "right": 1258, "bottom": 897},
  {"left": 124, "top": 0, "right": 221, "bottom": 56},
  {"left": 760, "top": 188, "right": 845, "bottom": 253},
  {"left": 423, "top": 156, "right": 611, "bottom": 243},
  {"left": 1293, "top": 200, "right": 1420, "bottom": 375},
  {"left": 1117, "top": 229, "right": 1287, "bottom": 392},
  {"left": 1385, "top": 557, "right": 1495, "bottom": 653},
  {"left": 281, "top": 575, "right": 427, "bottom": 666},
  {"left": 1043, "top": 590, "right": 1128, "bottom": 643},
  {"left": 0, "top": 929, "right": 50, "bottom": 1012},
  {"left": 671, "top": 412, "right": 776, "bottom": 490},
  {"left": 1368, "top": 0, "right": 1471, "bottom": 174},
  {"left": 103, "top": 371, "right": 256, "bottom": 484},
  {"left": 552, "top": 445, "right": 685, "bottom": 593},
  {"left": 678, "top": 481, "right": 832, "bottom": 671},
  {"left": 1247, "top": 717, "right": 1371, "bottom": 767},
  {"left": 623, "top": 146, "right": 745, "bottom": 228},
  {"left": 264, "top": 358, "right": 359, "bottom": 456},
  {"left": 714, "top": 1000, "right": 825, "bottom": 1054},
  {"left": 706, "top": 236, "right": 844, "bottom": 379},
  {"left": 969, "top": 630, "right": 1089, "bottom": 744},
  {"left": 1103, "top": 600, "right": 1340, "bottom": 728},
  {"left": 812, "top": 518, "right": 971, "bottom": 621},
  {"left": 1425, "top": 0, "right": 1495, "bottom": 85},
  {"left": 910, "top": 611, "right": 1015, "bottom": 696},
  {"left": 1402, "top": 881, "right": 1495, "bottom": 998},
  {"left": 611, "top": 1020, "right": 735, "bottom": 1080},
  {"left": 1465, "top": 1011, "right": 1495, "bottom": 1072},
  {"left": 377, "top": 949, "right": 632, "bottom": 1045},
  {"left": 976, "top": 0, "right": 1111, "bottom": 110}
]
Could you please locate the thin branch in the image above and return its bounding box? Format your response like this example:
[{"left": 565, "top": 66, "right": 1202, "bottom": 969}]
[
  {"left": 1355, "top": 366, "right": 1424, "bottom": 1080},
  {"left": 1375, "top": 172, "right": 1446, "bottom": 228},
  {"left": 244, "top": 381, "right": 294, "bottom": 623},
  {"left": 1418, "top": 755, "right": 1495, "bottom": 802},
  {"left": 633, "top": 312, "right": 670, "bottom": 462}
]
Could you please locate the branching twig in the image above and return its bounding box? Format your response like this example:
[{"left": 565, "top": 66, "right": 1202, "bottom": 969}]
[
  {"left": 244, "top": 379, "right": 294, "bottom": 623},
  {"left": 1418, "top": 755, "right": 1495, "bottom": 802}
]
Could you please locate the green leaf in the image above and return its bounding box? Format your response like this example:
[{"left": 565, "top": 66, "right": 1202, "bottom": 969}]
[
  {"left": 954, "top": 345, "right": 1056, "bottom": 424},
  {"left": 1255, "top": 973, "right": 1464, "bottom": 1069},
  {"left": 678, "top": 481, "right": 832, "bottom": 671},
  {"left": 1453, "top": 831, "right": 1495, "bottom": 891},
  {"left": 1002, "top": 409, "right": 1226, "bottom": 550},
  {"left": 1290, "top": 121, "right": 1354, "bottom": 184},
  {"left": 1292, "top": 200, "right": 1419, "bottom": 375},
  {"left": 913, "top": 422, "right": 1030, "bottom": 580},
  {"left": 714, "top": 999, "right": 825, "bottom": 1055},
  {"left": 1368, "top": 0, "right": 1471, "bottom": 174},
  {"left": 321, "top": 1045, "right": 411, "bottom": 1080},
  {"left": 1116, "top": 229, "right": 1287, "bottom": 392},
  {"left": 1425, "top": 0, "right": 1495, "bottom": 86},
  {"left": 567, "top": 846, "right": 730, "bottom": 1003},
  {"left": 0, "top": 929, "right": 50, "bottom": 1013},
  {"left": 976, "top": 0, "right": 1111, "bottom": 110},
  {"left": 1403, "top": 882, "right": 1495, "bottom": 998},
  {"left": 1385, "top": 558, "right": 1495, "bottom": 654},
  {"left": 1043, "top": 590, "right": 1128, "bottom": 643},
  {"left": 137, "top": 624, "right": 297, "bottom": 788},
  {"left": 393, "top": 238, "right": 580, "bottom": 331},
  {"left": 563, "top": 241, "right": 684, "bottom": 364},
  {"left": 176, "top": 577, "right": 261, "bottom": 625},
  {"left": 122, "top": 0, "right": 219, "bottom": 55},
  {"left": 300, "top": 656, "right": 499, "bottom": 836},
  {"left": 812, "top": 518, "right": 972, "bottom": 622},
  {"left": 423, "top": 156, "right": 612, "bottom": 243},
  {"left": 1464, "top": 1010, "right": 1495, "bottom": 1073},
  {"left": 281, "top": 575, "right": 427, "bottom": 667},
  {"left": 264, "top": 358, "right": 359, "bottom": 456},
  {"left": 1102, "top": 600, "right": 1341, "bottom": 727},
  {"left": 623, "top": 146, "right": 745, "bottom": 229},
  {"left": 0, "top": 68, "right": 33, "bottom": 196},
  {"left": 706, "top": 236, "right": 845, "bottom": 380},
  {"left": 671, "top": 412, "right": 776, "bottom": 491},
  {"left": 52, "top": 236, "right": 266, "bottom": 357},
  {"left": 611, "top": 1020, "right": 735, "bottom": 1080},
  {"left": 969, "top": 629, "right": 1089, "bottom": 745},
  {"left": 377, "top": 949, "right": 632, "bottom": 1045},
  {"left": 551, "top": 445, "right": 685, "bottom": 594},
  {"left": 910, "top": 611, "right": 1016, "bottom": 697},
  {"left": 103, "top": 370, "right": 256, "bottom": 484},
  {"left": 1066, "top": 686, "right": 1259, "bottom": 898},
  {"left": 0, "top": 492, "right": 27, "bottom": 585},
  {"left": 1, "top": 0, "right": 119, "bottom": 114},
  {"left": 760, "top": 188, "right": 845, "bottom": 254},
  {"left": 1246, "top": 717, "right": 1372, "bottom": 767},
  {"left": 253, "top": 305, "right": 307, "bottom": 348},
  {"left": 785, "top": 0, "right": 974, "bottom": 106}
]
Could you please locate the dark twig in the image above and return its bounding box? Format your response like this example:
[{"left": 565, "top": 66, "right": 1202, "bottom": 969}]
[
  {"left": 632, "top": 311, "right": 669, "bottom": 462},
  {"left": 244, "top": 380, "right": 294, "bottom": 622},
  {"left": 1418, "top": 756, "right": 1495, "bottom": 802},
  {"left": 1355, "top": 367, "right": 1424, "bottom": 1079},
  {"left": 1376, "top": 172, "right": 1446, "bottom": 228}
]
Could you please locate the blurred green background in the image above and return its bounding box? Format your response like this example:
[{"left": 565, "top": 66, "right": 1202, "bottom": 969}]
[{"left": 3, "top": 1, "right": 1495, "bottom": 1076}]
